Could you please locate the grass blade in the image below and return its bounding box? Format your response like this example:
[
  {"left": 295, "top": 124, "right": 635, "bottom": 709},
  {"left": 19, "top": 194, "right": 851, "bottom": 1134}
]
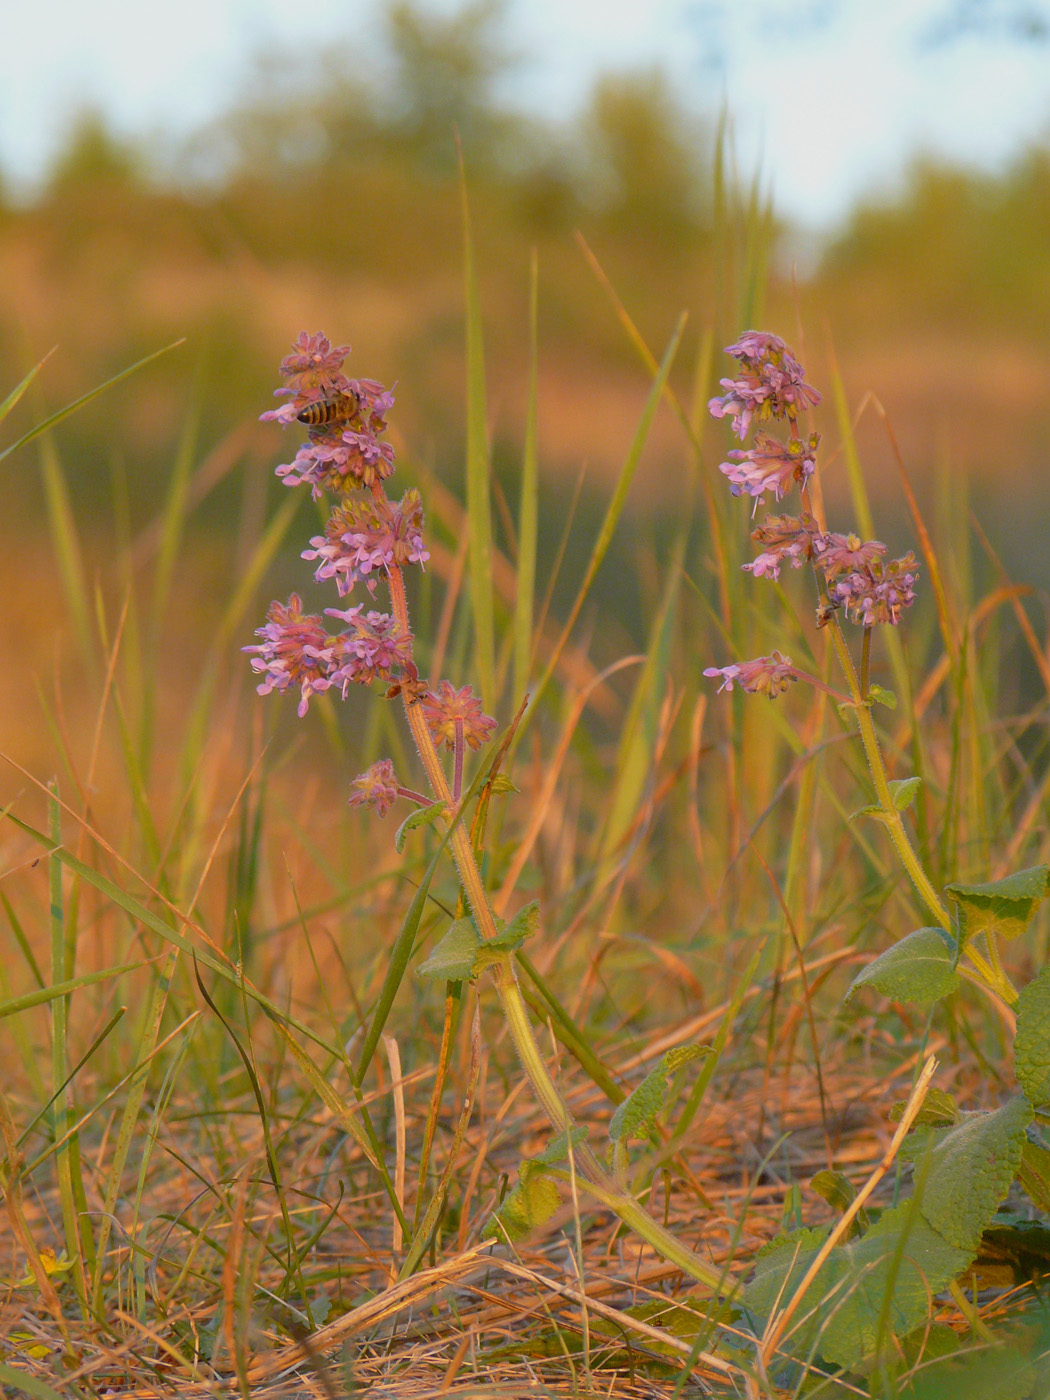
[
  {"left": 0, "top": 339, "right": 185, "bottom": 465},
  {"left": 459, "top": 162, "right": 494, "bottom": 707},
  {"left": 0, "top": 346, "right": 56, "bottom": 425},
  {"left": 513, "top": 250, "right": 540, "bottom": 706}
]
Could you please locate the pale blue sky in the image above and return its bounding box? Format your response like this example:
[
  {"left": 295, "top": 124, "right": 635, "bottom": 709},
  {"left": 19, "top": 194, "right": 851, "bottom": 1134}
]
[{"left": 2, "top": 0, "right": 1049, "bottom": 230}]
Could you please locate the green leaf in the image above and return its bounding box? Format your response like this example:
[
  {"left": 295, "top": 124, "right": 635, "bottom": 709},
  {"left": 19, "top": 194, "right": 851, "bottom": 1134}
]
[
  {"left": 417, "top": 918, "right": 481, "bottom": 982},
  {"left": 918, "top": 1096, "right": 1032, "bottom": 1252},
  {"left": 483, "top": 1171, "right": 561, "bottom": 1243},
  {"left": 889, "top": 1086, "right": 959, "bottom": 1127},
  {"left": 488, "top": 900, "right": 540, "bottom": 956},
  {"left": 809, "top": 1170, "right": 869, "bottom": 1235},
  {"left": 944, "top": 864, "right": 1050, "bottom": 943},
  {"left": 1017, "top": 1138, "right": 1050, "bottom": 1212},
  {"left": 608, "top": 1044, "right": 711, "bottom": 1144},
  {"left": 895, "top": 1319, "right": 1050, "bottom": 1400},
  {"left": 850, "top": 802, "right": 890, "bottom": 824},
  {"left": 1015, "top": 963, "right": 1050, "bottom": 1105},
  {"left": 889, "top": 776, "right": 921, "bottom": 810},
  {"left": 746, "top": 1202, "right": 972, "bottom": 1370},
  {"left": 487, "top": 773, "right": 519, "bottom": 795},
  {"left": 394, "top": 800, "right": 446, "bottom": 854},
  {"left": 533, "top": 1127, "right": 588, "bottom": 1165},
  {"left": 869, "top": 683, "right": 897, "bottom": 710},
  {"left": 419, "top": 905, "right": 540, "bottom": 983},
  {"left": 845, "top": 927, "right": 958, "bottom": 1005}
]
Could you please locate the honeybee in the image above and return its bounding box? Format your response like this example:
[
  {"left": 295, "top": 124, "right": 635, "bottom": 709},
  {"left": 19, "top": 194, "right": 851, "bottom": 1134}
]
[
  {"left": 297, "top": 391, "right": 359, "bottom": 426},
  {"left": 815, "top": 597, "right": 842, "bottom": 629}
]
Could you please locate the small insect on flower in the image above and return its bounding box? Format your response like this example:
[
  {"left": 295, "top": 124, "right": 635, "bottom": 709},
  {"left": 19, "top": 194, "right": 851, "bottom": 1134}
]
[
  {"left": 815, "top": 597, "right": 842, "bottom": 628},
  {"left": 297, "top": 392, "right": 359, "bottom": 426}
]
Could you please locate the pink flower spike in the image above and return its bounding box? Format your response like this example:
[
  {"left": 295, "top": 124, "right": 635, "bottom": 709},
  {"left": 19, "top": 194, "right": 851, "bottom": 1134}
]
[
  {"left": 703, "top": 651, "right": 799, "bottom": 699},
  {"left": 812, "top": 532, "right": 888, "bottom": 579},
  {"left": 279, "top": 331, "right": 351, "bottom": 383},
  {"left": 303, "top": 490, "right": 429, "bottom": 595},
  {"left": 708, "top": 332, "right": 820, "bottom": 438},
  {"left": 324, "top": 606, "right": 414, "bottom": 689},
  {"left": 719, "top": 431, "right": 819, "bottom": 506},
  {"left": 243, "top": 594, "right": 337, "bottom": 716},
  {"left": 830, "top": 553, "right": 919, "bottom": 627}
]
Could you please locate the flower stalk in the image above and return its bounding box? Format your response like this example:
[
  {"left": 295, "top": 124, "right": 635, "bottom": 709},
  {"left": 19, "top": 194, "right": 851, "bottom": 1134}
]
[
  {"left": 249, "top": 333, "right": 725, "bottom": 1292},
  {"left": 705, "top": 329, "right": 1018, "bottom": 1009}
]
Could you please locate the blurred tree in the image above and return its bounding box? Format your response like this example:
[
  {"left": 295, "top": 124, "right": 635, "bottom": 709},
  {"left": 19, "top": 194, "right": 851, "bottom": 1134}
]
[
  {"left": 376, "top": 0, "right": 530, "bottom": 176},
  {"left": 190, "top": 0, "right": 533, "bottom": 186},
  {"left": 821, "top": 144, "right": 1050, "bottom": 337},
  {"left": 580, "top": 69, "right": 710, "bottom": 248},
  {"left": 46, "top": 109, "right": 143, "bottom": 190}
]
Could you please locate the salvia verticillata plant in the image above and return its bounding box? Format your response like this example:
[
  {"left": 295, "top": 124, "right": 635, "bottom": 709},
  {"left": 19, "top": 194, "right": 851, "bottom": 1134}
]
[
  {"left": 248, "top": 329, "right": 1050, "bottom": 1383},
  {"left": 247, "top": 332, "right": 726, "bottom": 1292},
  {"left": 705, "top": 330, "right": 1050, "bottom": 1379}
]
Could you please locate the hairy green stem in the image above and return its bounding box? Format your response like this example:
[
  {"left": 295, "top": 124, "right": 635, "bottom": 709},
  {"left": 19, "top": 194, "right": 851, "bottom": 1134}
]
[
  {"left": 827, "top": 620, "right": 953, "bottom": 931},
  {"left": 823, "top": 613, "right": 1018, "bottom": 1005},
  {"left": 386, "top": 563, "right": 725, "bottom": 1290}
]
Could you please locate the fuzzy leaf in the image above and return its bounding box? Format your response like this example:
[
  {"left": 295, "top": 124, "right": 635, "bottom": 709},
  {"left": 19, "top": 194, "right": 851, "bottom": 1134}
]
[
  {"left": 1017, "top": 1138, "right": 1050, "bottom": 1212},
  {"left": 394, "top": 800, "right": 446, "bottom": 854},
  {"left": 746, "top": 1203, "right": 972, "bottom": 1370},
  {"left": 845, "top": 927, "right": 958, "bottom": 1005},
  {"left": 889, "top": 776, "right": 921, "bottom": 810},
  {"left": 890, "top": 1087, "right": 959, "bottom": 1127},
  {"left": 918, "top": 1096, "right": 1032, "bottom": 1252},
  {"left": 608, "top": 1044, "right": 712, "bottom": 1144},
  {"left": 869, "top": 684, "right": 897, "bottom": 710},
  {"left": 808, "top": 1170, "right": 870, "bottom": 1239},
  {"left": 417, "top": 918, "right": 480, "bottom": 982},
  {"left": 944, "top": 864, "right": 1050, "bottom": 943},
  {"left": 851, "top": 802, "right": 890, "bottom": 824},
  {"left": 1014, "top": 963, "right": 1050, "bottom": 1105},
  {"left": 486, "top": 774, "right": 518, "bottom": 795},
  {"left": 483, "top": 1172, "right": 561, "bottom": 1243},
  {"left": 475, "top": 900, "right": 540, "bottom": 968},
  {"left": 533, "top": 1128, "right": 587, "bottom": 1165}
]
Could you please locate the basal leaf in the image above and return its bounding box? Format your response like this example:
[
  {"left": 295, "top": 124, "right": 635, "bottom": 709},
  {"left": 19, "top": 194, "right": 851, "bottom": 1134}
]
[
  {"left": 944, "top": 864, "right": 1050, "bottom": 943},
  {"left": 845, "top": 928, "right": 958, "bottom": 1005},
  {"left": 533, "top": 1127, "right": 587, "bottom": 1165},
  {"left": 890, "top": 1086, "right": 959, "bottom": 1127},
  {"left": 918, "top": 1096, "right": 1032, "bottom": 1252},
  {"left": 417, "top": 918, "right": 480, "bottom": 982},
  {"left": 810, "top": 1170, "right": 869, "bottom": 1235},
  {"left": 608, "top": 1044, "right": 712, "bottom": 1144},
  {"left": 483, "top": 1171, "right": 561, "bottom": 1243},
  {"left": 895, "top": 1318, "right": 1050, "bottom": 1400},
  {"left": 1017, "top": 1138, "right": 1050, "bottom": 1212},
  {"left": 1015, "top": 963, "right": 1050, "bottom": 1105},
  {"left": 746, "top": 1203, "right": 972, "bottom": 1371}
]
